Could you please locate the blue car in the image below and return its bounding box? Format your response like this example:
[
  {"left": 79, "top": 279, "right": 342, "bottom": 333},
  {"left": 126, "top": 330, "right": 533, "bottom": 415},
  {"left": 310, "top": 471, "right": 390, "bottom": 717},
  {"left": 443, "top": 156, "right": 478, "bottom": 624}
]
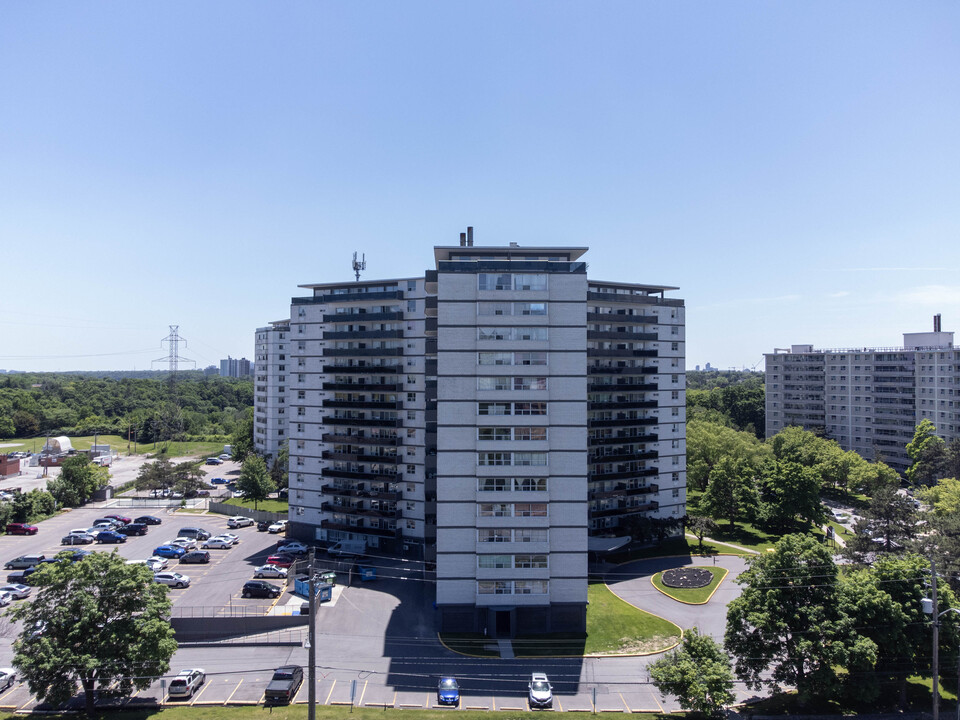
[
  {"left": 210, "top": 477, "right": 228, "bottom": 485},
  {"left": 153, "top": 545, "right": 187, "bottom": 559},
  {"left": 437, "top": 677, "right": 459, "bottom": 705},
  {"left": 96, "top": 530, "right": 127, "bottom": 544}
]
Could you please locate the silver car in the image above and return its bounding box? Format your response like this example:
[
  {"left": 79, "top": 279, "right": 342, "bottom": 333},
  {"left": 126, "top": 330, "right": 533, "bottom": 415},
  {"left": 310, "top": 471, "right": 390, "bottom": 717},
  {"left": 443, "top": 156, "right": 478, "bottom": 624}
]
[
  {"left": 154, "top": 572, "right": 191, "bottom": 588},
  {"left": 254, "top": 565, "right": 289, "bottom": 579}
]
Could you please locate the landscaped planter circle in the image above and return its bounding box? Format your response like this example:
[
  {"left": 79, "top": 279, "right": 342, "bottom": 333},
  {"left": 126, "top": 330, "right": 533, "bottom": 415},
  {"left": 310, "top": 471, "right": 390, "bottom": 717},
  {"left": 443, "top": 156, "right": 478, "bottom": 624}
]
[{"left": 661, "top": 567, "right": 713, "bottom": 589}]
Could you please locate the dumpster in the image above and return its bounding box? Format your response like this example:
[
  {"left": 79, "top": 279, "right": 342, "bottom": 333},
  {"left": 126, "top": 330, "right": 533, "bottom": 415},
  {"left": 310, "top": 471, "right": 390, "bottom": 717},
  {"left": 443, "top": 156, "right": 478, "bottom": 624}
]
[
  {"left": 294, "top": 572, "right": 337, "bottom": 596},
  {"left": 298, "top": 583, "right": 333, "bottom": 614},
  {"left": 358, "top": 566, "right": 376, "bottom": 581}
]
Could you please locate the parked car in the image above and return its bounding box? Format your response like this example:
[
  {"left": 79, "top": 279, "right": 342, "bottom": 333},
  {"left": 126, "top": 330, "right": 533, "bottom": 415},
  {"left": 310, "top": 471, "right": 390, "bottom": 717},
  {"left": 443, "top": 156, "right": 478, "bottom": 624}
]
[
  {"left": 437, "top": 677, "right": 460, "bottom": 705},
  {"left": 96, "top": 530, "right": 127, "bottom": 544},
  {"left": 118, "top": 523, "right": 148, "bottom": 537},
  {"left": 277, "top": 541, "right": 309, "bottom": 556},
  {"left": 0, "top": 591, "right": 12, "bottom": 608},
  {"left": 197, "top": 490, "right": 211, "bottom": 497},
  {"left": 257, "top": 520, "right": 271, "bottom": 532},
  {"left": 265, "top": 554, "right": 295, "bottom": 568},
  {"left": 104, "top": 514, "right": 131, "bottom": 525},
  {"left": 147, "top": 557, "right": 170, "bottom": 571},
  {"left": 201, "top": 537, "right": 232, "bottom": 550},
  {"left": 0, "top": 668, "right": 15, "bottom": 691},
  {"left": 69, "top": 528, "right": 95, "bottom": 537},
  {"left": 264, "top": 665, "right": 303, "bottom": 705},
  {"left": 227, "top": 516, "right": 255, "bottom": 528},
  {"left": 528, "top": 673, "right": 553, "bottom": 709},
  {"left": 180, "top": 551, "right": 211, "bottom": 564},
  {"left": 134, "top": 515, "right": 163, "bottom": 526},
  {"left": 154, "top": 572, "right": 191, "bottom": 588},
  {"left": 61, "top": 533, "right": 94, "bottom": 545},
  {"left": 254, "top": 565, "right": 288, "bottom": 579},
  {"left": 218, "top": 453, "right": 231, "bottom": 460},
  {"left": 153, "top": 545, "right": 187, "bottom": 559},
  {"left": 210, "top": 477, "right": 228, "bottom": 485},
  {"left": 5, "top": 523, "right": 38, "bottom": 536},
  {"left": 205, "top": 458, "right": 223, "bottom": 465},
  {"left": 0, "top": 583, "right": 31, "bottom": 600},
  {"left": 268, "top": 520, "right": 288, "bottom": 534},
  {"left": 60, "top": 549, "right": 92, "bottom": 563},
  {"left": 6, "top": 569, "right": 37, "bottom": 584},
  {"left": 168, "top": 668, "right": 205, "bottom": 699},
  {"left": 170, "top": 538, "right": 198, "bottom": 551},
  {"left": 177, "top": 527, "right": 211, "bottom": 541},
  {"left": 218, "top": 532, "right": 240, "bottom": 545},
  {"left": 242, "top": 580, "right": 283, "bottom": 598},
  {"left": 4, "top": 555, "right": 44, "bottom": 571}
]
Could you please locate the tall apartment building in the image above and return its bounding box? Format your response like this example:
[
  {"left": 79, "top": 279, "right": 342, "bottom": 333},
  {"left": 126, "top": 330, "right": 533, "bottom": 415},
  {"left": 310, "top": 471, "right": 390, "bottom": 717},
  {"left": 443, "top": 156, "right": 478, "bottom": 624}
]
[
  {"left": 220, "top": 356, "right": 252, "bottom": 378},
  {"left": 253, "top": 321, "right": 290, "bottom": 461},
  {"left": 269, "top": 233, "right": 685, "bottom": 636},
  {"left": 765, "top": 318, "right": 959, "bottom": 470}
]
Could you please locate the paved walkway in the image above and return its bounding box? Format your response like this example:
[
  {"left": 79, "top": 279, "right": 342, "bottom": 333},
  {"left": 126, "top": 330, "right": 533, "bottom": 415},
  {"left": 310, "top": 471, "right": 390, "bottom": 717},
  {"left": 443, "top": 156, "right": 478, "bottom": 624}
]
[{"left": 685, "top": 532, "right": 760, "bottom": 555}]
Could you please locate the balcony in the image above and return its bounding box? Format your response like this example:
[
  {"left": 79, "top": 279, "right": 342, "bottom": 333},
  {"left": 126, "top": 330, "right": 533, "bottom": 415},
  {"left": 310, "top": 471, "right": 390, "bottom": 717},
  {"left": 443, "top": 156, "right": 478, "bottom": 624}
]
[
  {"left": 315, "top": 290, "right": 404, "bottom": 303},
  {"left": 324, "top": 417, "right": 403, "bottom": 428},
  {"left": 589, "top": 400, "right": 659, "bottom": 411},
  {"left": 320, "top": 484, "right": 401, "bottom": 501},
  {"left": 322, "top": 433, "right": 401, "bottom": 446},
  {"left": 589, "top": 348, "right": 659, "bottom": 358},
  {"left": 590, "top": 432, "right": 659, "bottom": 445},
  {"left": 322, "top": 450, "right": 400, "bottom": 464},
  {"left": 588, "top": 365, "right": 658, "bottom": 375},
  {"left": 588, "top": 449, "right": 658, "bottom": 463},
  {"left": 323, "top": 311, "right": 403, "bottom": 323},
  {"left": 321, "top": 501, "right": 400, "bottom": 519},
  {"left": 320, "top": 519, "right": 400, "bottom": 539},
  {"left": 322, "top": 364, "right": 400, "bottom": 375},
  {"left": 322, "top": 382, "right": 401, "bottom": 392},
  {"left": 323, "top": 348, "right": 404, "bottom": 357},
  {"left": 588, "top": 483, "right": 659, "bottom": 500},
  {"left": 590, "top": 500, "right": 659, "bottom": 518},
  {"left": 588, "top": 416, "right": 659, "bottom": 428},
  {"left": 586, "top": 291, "right": 683, "bottom": 307},
  {"left": 323, "top": 330, "right": 404, "bottom": 340},
  {"left": 588, "top": 381, "right": 658, "bottom": 392},
  {"left": 587, "top": 331, "right": 659, "bottom": 342},
  {"left": 321, "top": 467, "right": 401, "bottom": 481},
  {"left": 323, "top": 400, "right": 404, "bottom": 410},
  {"left": 589, "top": 467, "right": 659, "bottom": 482},
  {"left": 587, "top": 312, "right": 658, "bottom": 324}
]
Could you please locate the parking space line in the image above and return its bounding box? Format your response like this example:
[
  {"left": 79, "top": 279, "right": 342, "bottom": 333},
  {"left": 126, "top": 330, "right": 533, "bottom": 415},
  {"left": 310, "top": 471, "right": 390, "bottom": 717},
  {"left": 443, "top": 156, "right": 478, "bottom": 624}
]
[
  {"left": 556, "top": 697, "right": 562, "bottom": 711},
  {"left": 189, "top": 679, "right": 213, "bottom": 705},
  {"left": 324, "top": 679, "right": 336, "bottom": 705},
  {"left": 357, "top": 679, "right": 368, "bottom": 706},
  {"left": 224, "top": 678, "right": 243, "bottom": 705}
]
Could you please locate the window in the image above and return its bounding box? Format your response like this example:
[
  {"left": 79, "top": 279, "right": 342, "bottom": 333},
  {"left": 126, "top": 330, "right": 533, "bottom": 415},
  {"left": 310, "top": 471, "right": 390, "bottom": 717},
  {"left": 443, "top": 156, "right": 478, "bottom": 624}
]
[
  {"left": 514, "top": 402, "right": 547, "bottom": 415},
  {"left": 513, "top": 274, "right": 547, "bottom": 291},
  {"left": 478, "top": 478, "right": 509, "bottom": 492},
  {"left": 478, "top": 327, "right": 511, "bottom": 341},
  {"left": 477, "top": 581, "right": 512, "bottom": 595},
  {"left": 513, "top": 427, "right": 547, "bottom": 441},
  {"left": 514, "top": 352, "right": 547, "bottom": 366},
  {"left": 478, "top": 503, "right": 510, "bottom": 517},
  {"left": 478, "top": 302, "right": 511, "bottom": 316},
  {"left": 407, "top": 300, "right": 416, "bottom": 312},
  {"left": 514, "top": 377, "right": 547, "bottom": 391},
  {"left": 514, "top": 452, "right": 547, "bottom": 466},
  {"left": 478, "top": 402, "right": 511, "bottom": 415},
  {"left": 406, "top": 465, "right": 415, "bottom": 475},
  {"left": 514, "top": 477, "right": 547, "bottom": 491},
  {"left": 407, "top": 280, "right": 416, "bottom": 292},
  {"left": 515, "top": 327, "right": 548, "bottom": 341},
  {"left": 514, "top": 554, "right": 547, "bottom": 569},
  {"left": 515, "top": 528, "right": 548, "bottom": 542},
  {"left": 478, "top": 352, "right": 514, "bottom": 366},
  {"left": 478, "top": 427, "right": 512, "bottom": 441},
  {"left": 479, "top": 452, "right": 511, "bottom": 466},
  {"left": 478, "top": 528, "right": 511, "bottom": 543},
  {"left": 478, "top": 555, "right": 511, "bottom": 569},
  {"left": 514, "top": 502, "right": 547, "bottom": 517},
  {"left": 514, "top": 580, "right": 548, "bottom": 595},
  {"left": 517, "top": 302, "right": 547, "bottom": 316},
  {"left": 478, "top": 376, "right": 512, "bottom": 391},
  {"left": 407, "top": 392, "right": 416, "bottom": 402},
  {"left": 478, "top": 273, "right": 512, "bottom": 291}
]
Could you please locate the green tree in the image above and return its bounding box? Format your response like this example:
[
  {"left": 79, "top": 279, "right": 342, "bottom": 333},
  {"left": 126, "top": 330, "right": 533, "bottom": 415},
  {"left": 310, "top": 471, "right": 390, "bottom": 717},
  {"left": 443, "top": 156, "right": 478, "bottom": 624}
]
[
  {"left": 0, "top": 413, "right": 15, "bottom": 438},
  {"left": 906, "top": 419, "right": 946, "bottom": 485},
  {"left": 848, "top": 460, "right": 901, "bottom": 496},
  {"left": 134, "top": 457, "right": 174, "bottom": 493},
  {"left": 270, "top": 442, "right": 289, "bottom": 490},
  {"left": 649, "top": 627, "right": 735, "bottom": 716},
  {"left": 47, "top": 455, "right": 107, "bottom": 507},
  {"left": 726, "top": 534, "right": 870, "bottom": 703},
  {"left": 758, "top": 460, "right": 824, "bottom": 531},
  {"left": 6, "top": 551, "right": 177, "bottom": 716},
  {"left": 699, "top": 456, "right": 758, "bottom": 530},
  {"left": 685, "top": 515, "right": 717, "bottom": 550},
  {"left": 686, "top": 419, "right": 771, "bottom": 492},
  {"left": 230, "top": 414, "right": 254, "bottom": 461},
  {"left": 918, "top": 476, "right": 960, "bottom": 517},
  {"left": 237, "top": 455, "right": 275, "bottom": 510},
  {"left": 170, "top": 461, "right": 207, "bottom": 496}
]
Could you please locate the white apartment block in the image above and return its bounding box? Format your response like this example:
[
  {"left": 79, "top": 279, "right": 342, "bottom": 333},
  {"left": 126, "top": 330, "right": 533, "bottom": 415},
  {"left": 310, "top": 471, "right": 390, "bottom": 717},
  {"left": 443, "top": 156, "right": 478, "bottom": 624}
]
[
  {"left": 270, "top": 231, "right": 685, "bottom": 637},
  {"left": 253, "top": 321, "right": 290, "bottom": 462},
  {"left": 765, "top": 317, "right": 960, "bottom": 470}
]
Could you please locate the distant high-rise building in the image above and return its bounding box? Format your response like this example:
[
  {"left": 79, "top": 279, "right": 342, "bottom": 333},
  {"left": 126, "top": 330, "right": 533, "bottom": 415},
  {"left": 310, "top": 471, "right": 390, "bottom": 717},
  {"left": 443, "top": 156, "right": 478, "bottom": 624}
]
[
  {"left": 203, "top": 365, "right": 219, "bottom": 376},
  {"left": 253, "top": 322, "right": 290, "bottom": 461},
  {"left": 220, "top": 356, "right": 252, "bottom": 378},
  {"left": 765, "top": 317, "right": 958, "bottom": 470}
]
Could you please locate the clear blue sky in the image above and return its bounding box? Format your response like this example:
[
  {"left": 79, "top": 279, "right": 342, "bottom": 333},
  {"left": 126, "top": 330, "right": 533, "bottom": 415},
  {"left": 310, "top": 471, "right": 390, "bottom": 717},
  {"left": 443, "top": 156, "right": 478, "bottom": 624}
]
[{"left": 1, "top": 2, "right": 957, "bottom": 372}]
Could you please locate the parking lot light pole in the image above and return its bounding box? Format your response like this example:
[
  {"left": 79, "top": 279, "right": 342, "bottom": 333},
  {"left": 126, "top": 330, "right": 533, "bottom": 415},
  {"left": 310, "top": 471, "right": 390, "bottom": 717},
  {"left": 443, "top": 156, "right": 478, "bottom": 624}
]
[{"left": 308, "top": 548, "right": 316, "bottom": 720}]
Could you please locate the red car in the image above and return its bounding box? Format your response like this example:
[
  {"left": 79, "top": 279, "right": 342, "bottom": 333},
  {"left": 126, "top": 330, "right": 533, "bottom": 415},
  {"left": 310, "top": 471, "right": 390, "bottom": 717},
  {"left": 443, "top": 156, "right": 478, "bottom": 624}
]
[
  {"left": 6, "top": 523, "right": 38, "bottom": 536},
  {"left": 265, "top": 554, "right": 295, "bottom": 568},
  {"left": 104, "top": 514, "right": 131, "bottom": 525}
]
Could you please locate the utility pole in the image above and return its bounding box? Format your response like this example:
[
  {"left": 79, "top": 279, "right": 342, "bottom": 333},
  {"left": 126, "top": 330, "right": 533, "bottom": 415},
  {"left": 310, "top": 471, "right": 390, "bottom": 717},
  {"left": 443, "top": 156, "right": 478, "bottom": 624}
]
[
  {"left": 308, "top": 548, "right": 316, "bottom": 720},
  {"left": 933, "top": 558, "right": 940, "bottom": 720}
]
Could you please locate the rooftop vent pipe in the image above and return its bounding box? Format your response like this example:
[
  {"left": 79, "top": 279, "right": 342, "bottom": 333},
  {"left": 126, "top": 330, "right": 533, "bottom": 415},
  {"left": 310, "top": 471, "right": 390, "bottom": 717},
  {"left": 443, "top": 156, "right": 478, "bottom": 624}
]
[
  {"left": 467, "top": 226, "right": 474, "bottom": 246},
  {"left": 460, "top": 232, "right": 466, "bottom": 247}
]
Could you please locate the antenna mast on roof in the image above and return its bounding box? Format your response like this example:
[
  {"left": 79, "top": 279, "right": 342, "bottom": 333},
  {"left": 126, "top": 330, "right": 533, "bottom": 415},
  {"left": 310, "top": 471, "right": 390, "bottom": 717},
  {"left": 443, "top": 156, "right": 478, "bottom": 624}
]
[{"left": 352, "top": 252, "right": 366, "bottom": 281}]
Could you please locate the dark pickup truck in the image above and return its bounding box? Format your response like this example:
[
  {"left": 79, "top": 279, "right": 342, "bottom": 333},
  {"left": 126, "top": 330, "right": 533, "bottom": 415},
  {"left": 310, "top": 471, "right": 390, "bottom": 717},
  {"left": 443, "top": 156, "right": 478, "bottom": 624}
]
[{"left": 264, "top": 665, "right": 303, "bottom": 705}]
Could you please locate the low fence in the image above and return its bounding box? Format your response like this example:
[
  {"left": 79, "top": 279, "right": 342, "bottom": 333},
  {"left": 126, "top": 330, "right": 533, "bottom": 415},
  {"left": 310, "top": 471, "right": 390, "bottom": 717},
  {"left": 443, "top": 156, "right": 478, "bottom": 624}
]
[
  {"left": 207, "top": 500, "right": 285, "bottom": 523},
  {"left": 170, "top": 611, "right": 309, "bottom": 642}
]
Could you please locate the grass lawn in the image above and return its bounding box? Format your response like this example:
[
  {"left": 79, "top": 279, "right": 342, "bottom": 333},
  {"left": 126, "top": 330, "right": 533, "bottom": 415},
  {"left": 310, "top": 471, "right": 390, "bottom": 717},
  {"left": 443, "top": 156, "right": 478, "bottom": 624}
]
[
  {"left": 0, "top": 436, "right": 228, "bottom": 460},
  {"left": 145, "top": 440, "right": 228, "bottom": 459},
  {"left": 442, "top": 582, "right": 681, "bottom": 658},
  {"left": 651, "top": 566, "right": 726, "bottom": 604},
  {"left": 221, "top": 497, "right": 289, "bottom": 513},
  {"left": 0, "top": 707, "right": 676, "bottom": 720}
]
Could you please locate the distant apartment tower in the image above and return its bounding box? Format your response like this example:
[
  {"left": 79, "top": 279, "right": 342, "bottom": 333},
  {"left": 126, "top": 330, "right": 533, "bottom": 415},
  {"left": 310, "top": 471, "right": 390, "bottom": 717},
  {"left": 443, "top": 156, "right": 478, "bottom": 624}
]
[
  {"left": 253, "top": 321, "right": 290, "bottom": 461},
  {"left": 765, "top": 317, "right": 959, "bottom": 470},
  {"left": 220, "top": 356, "right": 252, "bottom": 378},
  {"left": 276, "top": 232, "right": 685, "bottom": 636}
]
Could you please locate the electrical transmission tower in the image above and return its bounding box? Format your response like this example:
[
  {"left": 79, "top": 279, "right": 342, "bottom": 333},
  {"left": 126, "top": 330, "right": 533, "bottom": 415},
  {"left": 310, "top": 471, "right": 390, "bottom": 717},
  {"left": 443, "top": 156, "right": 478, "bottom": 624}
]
[{"left": 153, "top": 325, "right": 196, "bottom": 374}]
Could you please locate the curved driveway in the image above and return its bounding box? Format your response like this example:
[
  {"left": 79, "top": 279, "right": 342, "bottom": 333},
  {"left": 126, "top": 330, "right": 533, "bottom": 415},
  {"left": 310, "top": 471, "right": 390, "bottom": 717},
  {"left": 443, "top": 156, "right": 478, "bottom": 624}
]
[{"left": 604, "top": 554, "right": 751, "bottom": 642}]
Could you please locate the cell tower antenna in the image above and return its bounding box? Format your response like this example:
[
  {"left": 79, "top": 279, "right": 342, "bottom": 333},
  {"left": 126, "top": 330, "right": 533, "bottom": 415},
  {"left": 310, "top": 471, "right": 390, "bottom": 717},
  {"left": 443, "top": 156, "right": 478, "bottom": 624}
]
[
  {"left": 352, "top": 251, "right": 366, "bottom": 282},
  {"left": 152, "top": 325, "right": 196, "bottom": 373}
]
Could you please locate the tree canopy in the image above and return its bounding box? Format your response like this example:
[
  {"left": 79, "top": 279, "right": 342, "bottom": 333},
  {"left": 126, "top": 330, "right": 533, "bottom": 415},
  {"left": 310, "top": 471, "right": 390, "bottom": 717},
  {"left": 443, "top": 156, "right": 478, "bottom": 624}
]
[
  {"left": 650, "top": 627, "right": 734, "bottom": 716},
  {"left": 6, "top": 551, "right": 177, "bottom": 715},
  {"left": 237, "top": 454, "right": 275, "bottom": 509}
]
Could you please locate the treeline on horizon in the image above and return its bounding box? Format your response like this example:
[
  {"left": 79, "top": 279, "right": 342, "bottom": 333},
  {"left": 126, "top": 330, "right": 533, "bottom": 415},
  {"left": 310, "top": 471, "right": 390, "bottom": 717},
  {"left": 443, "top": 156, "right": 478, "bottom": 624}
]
[
  {"left": 0, "top": 371, "right": 253, "bottom": 441},
  {"left": 686, "top": 370, "right": 765, "bottom": 438}
]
